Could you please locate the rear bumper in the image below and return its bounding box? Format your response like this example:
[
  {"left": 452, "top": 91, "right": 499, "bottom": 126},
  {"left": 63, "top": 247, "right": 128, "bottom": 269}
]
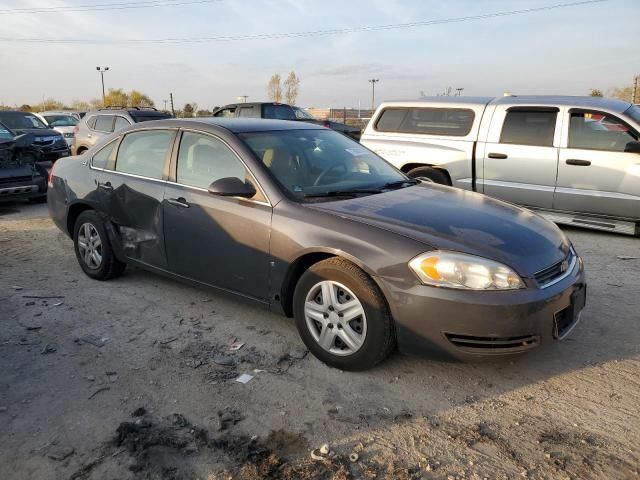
[{"left": 378, "top": 256, "right": 586, "bottom": 360}]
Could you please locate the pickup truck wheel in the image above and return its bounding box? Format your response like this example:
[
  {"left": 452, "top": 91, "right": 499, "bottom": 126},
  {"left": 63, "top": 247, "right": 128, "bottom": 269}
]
[
  {"left": 293, "top": 257, "right": 395, "bottom": 371},
  {"left": 407, "top": 166, "right": 450, "bottom": 185}
]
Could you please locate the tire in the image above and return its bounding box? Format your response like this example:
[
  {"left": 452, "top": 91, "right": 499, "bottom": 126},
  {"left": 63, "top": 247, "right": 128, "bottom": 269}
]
[
  {"left": 73, "top": 210, "right": 126, "bottom": 281},
  {"left": 76, "top": 147, "right": 88, "bottom": 155},
  {"left": 293, "top": 257, "right": 395, "bottom": 371},
  {"left": 406, "top": 166, "right": 450, "bottom": 185}
]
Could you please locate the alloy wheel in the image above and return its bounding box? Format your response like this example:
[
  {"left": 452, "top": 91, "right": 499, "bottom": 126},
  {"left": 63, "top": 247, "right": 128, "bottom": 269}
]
[
  {"left": 77, "top": 222, "right": 103, "bottom": 270},
  {"left": 304, "top": 280, "right": 367, "bottom": 356}
]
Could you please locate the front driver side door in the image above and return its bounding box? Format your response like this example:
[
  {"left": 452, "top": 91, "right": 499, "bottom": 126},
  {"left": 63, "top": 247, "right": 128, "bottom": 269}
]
[
  {"left": 162, "top": 130, "right": 272, "bottom": 300},
  {"left": 555, "top": 109, "right": 640, "bottom": 220}
]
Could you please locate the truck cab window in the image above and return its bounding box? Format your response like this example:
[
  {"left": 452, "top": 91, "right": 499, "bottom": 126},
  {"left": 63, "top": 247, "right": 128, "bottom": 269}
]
[
  {"left": 500, "top": 110, "right": 557, "bottom": 147},
  {"left": 568, "top": 111, "right": 638, "bottom": 152}
]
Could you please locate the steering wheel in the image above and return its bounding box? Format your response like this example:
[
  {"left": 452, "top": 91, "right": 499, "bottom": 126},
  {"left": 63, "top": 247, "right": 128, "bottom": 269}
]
[{"left": 313, "top": 163, "right": 346, "bottom": 186}]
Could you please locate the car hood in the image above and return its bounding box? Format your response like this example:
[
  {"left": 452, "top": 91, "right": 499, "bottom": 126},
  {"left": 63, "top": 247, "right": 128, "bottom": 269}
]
[
  {"left": 307, "top": 183, "right": 570, "bottom": 277},
  {"left": 12, "top": 128, "right": 60, "bottom": 138}
]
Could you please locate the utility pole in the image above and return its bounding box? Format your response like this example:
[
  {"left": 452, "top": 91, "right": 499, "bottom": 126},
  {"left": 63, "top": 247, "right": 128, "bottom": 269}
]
[
  {"left": 368, "top": 79, "right": 379, "bottom": 110},
  {"left": 163, "top": 99, "right": 168, "bottom": 111},
  {"left": 169, "top": 92, "right": 175, "bottom": 116},
  {"left": 455, "top": 87, "right": 464, "bottom": 96},
  {"left": 237, "top": 95, "right": 249, "bottom": 103},
  {"left": 633, "top": 75, "right": 639, "bottom": 104},
  {"left": 96, "top": 66, "right": 109, "bottom": 105}
]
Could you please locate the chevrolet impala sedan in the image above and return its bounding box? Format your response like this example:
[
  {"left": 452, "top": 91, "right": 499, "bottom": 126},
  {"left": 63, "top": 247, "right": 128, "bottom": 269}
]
[{"left": 48, "top": 119, "right": 586, "bottom": 370}]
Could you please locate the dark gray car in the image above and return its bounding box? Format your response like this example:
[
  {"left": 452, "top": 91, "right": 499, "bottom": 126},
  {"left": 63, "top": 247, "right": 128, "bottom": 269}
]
[{"left": 48, "top": 118, "right": 586, "bottom": 370}]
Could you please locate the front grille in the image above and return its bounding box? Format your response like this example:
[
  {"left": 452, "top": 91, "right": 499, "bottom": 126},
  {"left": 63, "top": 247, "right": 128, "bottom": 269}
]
[
  {"left": 534, "top": 249, "right": 576, "bottom": 287},
  {"left": 0, "top": 175, "right": 32, "bottom": 185},
  {"left": 445, "top": 333, "right": 539, "bottom": 352}
]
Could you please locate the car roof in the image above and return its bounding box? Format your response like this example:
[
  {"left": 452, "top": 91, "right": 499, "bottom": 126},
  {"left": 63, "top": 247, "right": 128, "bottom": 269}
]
[
  {"left": 0, "top": 110, "right": 33, "bottom": 115},
  {"left": 490, "top": 95, "right": 631, "bottom": 113},
  {"left": 39, "top": 111, "right": 78, "bottom": 116},
  {"left": 135, "top": 118, "right": 325, "bottom": 133}
]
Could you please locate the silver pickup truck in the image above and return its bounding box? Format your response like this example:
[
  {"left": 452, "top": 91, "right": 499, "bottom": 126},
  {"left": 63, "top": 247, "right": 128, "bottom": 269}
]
[{"left": 361, "top": 96, "right": 640, "bottom": 235}]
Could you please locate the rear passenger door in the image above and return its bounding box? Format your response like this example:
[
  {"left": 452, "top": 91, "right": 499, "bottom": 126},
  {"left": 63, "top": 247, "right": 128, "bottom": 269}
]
[
  {"left": 480, "top": 107, "right": 561, "bottom": 209},
  {"left": 97, "top": 128, "right": 177, "bottom": 268}
]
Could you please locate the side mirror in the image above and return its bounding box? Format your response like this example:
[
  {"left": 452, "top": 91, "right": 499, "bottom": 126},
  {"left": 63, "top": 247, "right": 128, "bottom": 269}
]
[
  {"left": 207, "top": 177, "right": 256, "bottom": 198},
  {"left": 624, "top": 141, "right": 640, "bottom": 154}
]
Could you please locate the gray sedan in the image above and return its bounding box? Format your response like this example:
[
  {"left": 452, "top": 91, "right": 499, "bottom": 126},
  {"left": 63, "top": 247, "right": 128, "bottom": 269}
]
[{"left": 47, "top": 118, "right": 586, "bottom": 370}]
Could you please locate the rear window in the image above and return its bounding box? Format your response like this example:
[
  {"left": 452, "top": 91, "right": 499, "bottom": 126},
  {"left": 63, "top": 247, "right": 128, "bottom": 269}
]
[
  {"left": 500, "top": 110, "right": 557, "bottom": 147},
  {"left": 375, "top": 107, "right": 475, "bottom": 136},
  {"left": 94, "top": 115, "right": 114, "bottom": 132},
  {"left": 262, "top": 104, "right": 296, "bottom": 120}
]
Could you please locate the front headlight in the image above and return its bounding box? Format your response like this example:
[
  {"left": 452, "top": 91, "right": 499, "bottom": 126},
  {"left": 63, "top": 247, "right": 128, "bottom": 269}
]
[{"left": 408, "top": 250, "right": 525, "bottom": 290}]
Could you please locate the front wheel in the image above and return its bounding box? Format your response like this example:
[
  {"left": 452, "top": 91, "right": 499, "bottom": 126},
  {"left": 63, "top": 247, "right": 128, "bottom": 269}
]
[
  {"left": 406, "top": 166, "right": 450, "bottom": 185},
  {"left": 73, "top": 210, "right": 126, "bottom": 280},
  {"left": 293, "top": 258, "right": 395, "bottom": 371}
]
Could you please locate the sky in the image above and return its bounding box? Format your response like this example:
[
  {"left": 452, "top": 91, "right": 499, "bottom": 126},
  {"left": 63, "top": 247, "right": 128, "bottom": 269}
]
[{"left": 0, "top": 0, "right": 638, "bottom": 110}]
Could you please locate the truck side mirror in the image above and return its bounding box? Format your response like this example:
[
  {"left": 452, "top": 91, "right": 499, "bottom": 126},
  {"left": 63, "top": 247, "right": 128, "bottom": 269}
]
[{"left": 624, "top": 141, "right": 640, "bottom": 154}]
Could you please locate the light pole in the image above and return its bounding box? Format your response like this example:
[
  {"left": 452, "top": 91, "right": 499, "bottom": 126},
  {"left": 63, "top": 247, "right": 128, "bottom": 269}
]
[
  {"left": 633, "top": 75, "right": 639, "bottom": 104},
  {"left": 368, "top": 79, "right": 379, "bottom": 110},
  {"left": 455, "top": 87, "right": 464, "bottom": 96},
  {"left": 237, "top": 95, "right": 249, "bottom": 103},
  {"left": 96, "top": 66, "right": 109, "bottom": 105}
]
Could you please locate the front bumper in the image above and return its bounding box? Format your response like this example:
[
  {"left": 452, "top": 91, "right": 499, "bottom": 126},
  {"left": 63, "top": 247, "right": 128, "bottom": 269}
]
[
  {"left": 378, "top": 257, "right": 586, "bottom": 359},
  {"left": 0, "top": 177, "right": 47, "bottom": 202}
]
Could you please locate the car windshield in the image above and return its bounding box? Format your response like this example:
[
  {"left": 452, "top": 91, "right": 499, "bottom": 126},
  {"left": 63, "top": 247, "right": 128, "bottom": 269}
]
[
  {"left": 293, "top": 107, "right": 316, "bottom": 120},
  {"left": 44, "top": 115, "right": 78, "bottom": 127},
  {"left": 240, "top": 129, "right": 411, "bottom": 201},
  {"left": 0, "top": 112, "right": 47, "bottom": 129},
  {"left": 0, "top": 123, "right": 14, "bottom": 141},
  {"left": 624, "top": 105, "right": 640, "bottom": 124}
]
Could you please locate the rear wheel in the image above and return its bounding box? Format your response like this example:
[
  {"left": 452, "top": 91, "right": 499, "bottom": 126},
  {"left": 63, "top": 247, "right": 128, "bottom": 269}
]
[
  {"left": 73, "top": 210, "right": 125, "bottom": 280},
  {"left": 293, "top": 258, "right": 395, "bottom": 371},
  {"left": 407, "top": 166, "right": 450, "bottom": 185}
]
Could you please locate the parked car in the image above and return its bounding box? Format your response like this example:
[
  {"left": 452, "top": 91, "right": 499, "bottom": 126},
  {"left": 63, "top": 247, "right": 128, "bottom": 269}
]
[
  {"left": 35, "top": 111, "right": 79, "bottom": 147},
  {"left": 361, "top": 96, "right": 640, "bottom": 236},
  {"left": 0, "top": 122, "right": 49, "bottom": 203},
  {"left": 48, "top": 118, "right": 586, "bottom": 370},
  {"left": 212, "top": 102, "right": 362, "bottom": 140},
  {"left": 0, "top": 110, "right": 70, "bottom": 163},
  {"left": 72, "top": 107, "right": 172, "bottom": 155}
]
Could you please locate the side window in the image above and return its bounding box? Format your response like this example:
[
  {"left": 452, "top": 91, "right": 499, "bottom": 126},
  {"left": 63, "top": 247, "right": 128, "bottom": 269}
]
[
  {"left": 115, "top": 130, "right": 173, "bottom": 180},
  {"left": 500, "top": 110, "right": 557, "bottom": 147},
  {"left": 568, "top": 111, "right": 638, "bottom": 152},
  {"left": 262, "top": 104, "right": 296, "bottom": 120},
  {"left": 113, "top": 116, "right": 131, "bottom": 132},
  {"left": 94, "top": 115, "right": 114, "bottom": 133},
  {"left": 375, "top": 108, "right": 475, "bottom": 136},
  {"left": 238, "top": 107, "right": 259, "bottom": 118},
  {"left": 86, "top": 116, "right": 97, "bottom": 129},
  {"left": 214, "top": 107, "right": 236, "bottom": 118},
  {"left": 91, "top": 141, "right": 116, "bottom": 169},
  {"left": 176, "top": 132, "right": 248, "bottom": 190}
]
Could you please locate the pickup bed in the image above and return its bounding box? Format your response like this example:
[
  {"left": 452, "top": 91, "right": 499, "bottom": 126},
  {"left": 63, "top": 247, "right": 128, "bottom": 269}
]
[{"left": 361, "top": 95, "right": 640, "bottom": 235}]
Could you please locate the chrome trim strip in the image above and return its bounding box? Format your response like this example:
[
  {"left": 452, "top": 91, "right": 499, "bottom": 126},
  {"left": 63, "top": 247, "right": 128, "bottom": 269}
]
[
  {"left": 88, "top": 166, "right": 168, "bottom": 185},
  {"left": 537, "top": 251, "right": 577, "bottom": 289}
]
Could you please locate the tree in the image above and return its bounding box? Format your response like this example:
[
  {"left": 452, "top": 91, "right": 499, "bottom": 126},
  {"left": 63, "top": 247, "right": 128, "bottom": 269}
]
[
  {"left": 589, "top": 89, "right": 603, "bottom": 97},
  {"left": 608, "top": 86, "right": 634, "bottom": 103},
  {"left": 103, "top": 88, "right": 129, "bottom": 107},
  {"left": 284, "top": 71, "right": 300, "bottom": 105},
  {"left": 18, "top": 104, "right": 32, "bottom": 112},
  {"left": 129, "top": 90, "right": 154, "bottom": 108},
  {"left": 70, "top": 100, "right": 91, "bottom": 111},
  {"left": 196, "top": 109, "right": 212, "bottom": 117},
  {"left": 35, "top": 98, "right": 65, "bottom": 111},
  {"left": 183, "top": 103, "right": 194, "bottom": 118},
  {"left": 267, "top": 74, "right": 282, "bottom": 102}
]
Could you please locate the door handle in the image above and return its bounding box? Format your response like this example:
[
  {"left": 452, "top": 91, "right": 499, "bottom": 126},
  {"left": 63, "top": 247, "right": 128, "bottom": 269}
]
[
  {"left": 97, "top": 181, "right": 113, "bottom": 191},
  {"left": 488, "top": 153, "right": 508, "bottom": 159},
  {"left": 167, "top": 197, "right": 190, "bottom": 208},
  {"left": 566, "top": 159, "right": 591, "bottom": 166}
]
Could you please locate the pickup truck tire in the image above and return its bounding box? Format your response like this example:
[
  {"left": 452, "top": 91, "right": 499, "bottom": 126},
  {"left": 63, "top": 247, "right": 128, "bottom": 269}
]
[{"left": 406, "top": 166, "right": 450, "bottom": 185}]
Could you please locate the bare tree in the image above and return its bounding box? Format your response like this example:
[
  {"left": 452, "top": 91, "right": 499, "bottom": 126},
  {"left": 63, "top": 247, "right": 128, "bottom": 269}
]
[
  {"left": 284, "top": 71, "right": 300, "bottom": 105},
  {"left": 608, "top": 86, "right": 634, "bottom": 102},
  {"left": 267, "top": 74, "right": 282, "bottom": 102}
]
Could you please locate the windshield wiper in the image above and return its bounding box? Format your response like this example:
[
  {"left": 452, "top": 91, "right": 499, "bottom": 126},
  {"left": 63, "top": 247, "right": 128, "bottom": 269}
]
[
  {"left": 303, "top": 188, "right": 383, "bottom": 199},
  {"left": 380, "top": 179, "right": 419, "bottom": 189}
]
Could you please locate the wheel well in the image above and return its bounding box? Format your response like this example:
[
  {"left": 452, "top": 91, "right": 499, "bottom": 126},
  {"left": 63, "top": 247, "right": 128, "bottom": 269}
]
[
  {"left": 76, "top": 146, "right": 88, "bottom": 154},
  {"left": 66, "top": 203, "right": 93, "bottom": 237},
  {"left": 401, "top": 163, "right": 452, "bottom": 185},
  {"left": 280, "top": 252, "right": 335, "bottom": 317}
]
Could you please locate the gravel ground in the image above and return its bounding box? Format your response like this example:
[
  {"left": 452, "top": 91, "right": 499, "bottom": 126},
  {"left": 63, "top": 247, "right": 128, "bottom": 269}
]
[{"left": 0, "top": 200, "right": 638, "bottom": 480}]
